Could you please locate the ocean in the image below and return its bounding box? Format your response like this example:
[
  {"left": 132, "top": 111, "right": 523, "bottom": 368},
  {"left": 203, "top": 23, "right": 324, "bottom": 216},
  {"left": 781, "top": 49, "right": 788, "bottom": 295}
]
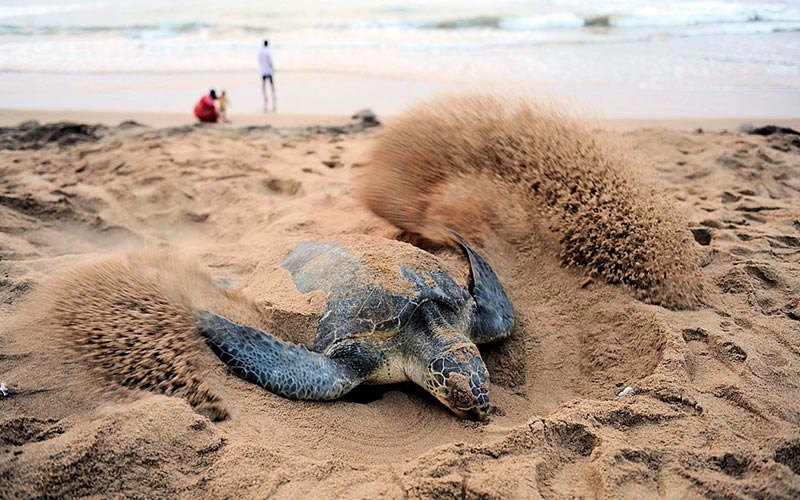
[{"left": 0, "top": 0, "right": 799, "bottom": 116}]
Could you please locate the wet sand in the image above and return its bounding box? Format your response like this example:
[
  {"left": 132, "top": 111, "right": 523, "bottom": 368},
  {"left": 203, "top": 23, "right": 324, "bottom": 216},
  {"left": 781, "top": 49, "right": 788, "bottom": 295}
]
[{"left": 3, "top": 69, "right": 800, "bottom": 119}]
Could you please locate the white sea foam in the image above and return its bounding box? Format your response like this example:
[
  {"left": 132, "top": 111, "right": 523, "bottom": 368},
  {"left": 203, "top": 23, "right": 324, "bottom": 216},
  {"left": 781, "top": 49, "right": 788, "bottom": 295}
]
[
  {"left": 609, "top": 1, "right": 800, "bottom": 28},
  {"left": 499, "top": 13, "right": 585, "bottom": 31}
]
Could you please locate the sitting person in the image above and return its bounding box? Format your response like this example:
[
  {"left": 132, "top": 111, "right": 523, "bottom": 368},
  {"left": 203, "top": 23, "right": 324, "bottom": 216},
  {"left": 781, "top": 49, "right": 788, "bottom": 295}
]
[{"left": 194, "top": 89, "right": 219, "bottom": 123}]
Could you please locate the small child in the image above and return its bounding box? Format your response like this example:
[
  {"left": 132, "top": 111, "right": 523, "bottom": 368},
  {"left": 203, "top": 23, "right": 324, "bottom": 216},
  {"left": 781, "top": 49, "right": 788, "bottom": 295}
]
[{"left": 218, "top": 90, "right": 230, "bottom": 122}]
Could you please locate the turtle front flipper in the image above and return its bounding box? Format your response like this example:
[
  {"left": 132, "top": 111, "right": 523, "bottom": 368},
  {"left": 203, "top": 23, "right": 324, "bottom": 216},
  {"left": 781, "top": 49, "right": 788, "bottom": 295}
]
[
  {"left": 452, "top": 232, "right": 515, "bottom": 344},
  {"left": 198, "top": 312, "right": 364, "bottom": 400}
]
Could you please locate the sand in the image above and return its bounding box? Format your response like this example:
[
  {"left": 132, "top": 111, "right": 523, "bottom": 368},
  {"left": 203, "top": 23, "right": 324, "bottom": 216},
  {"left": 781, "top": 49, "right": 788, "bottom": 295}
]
[
  {"left": 4, "top": 69, "right": 800, "bottom": 119},
  {"left": 1, "top": 107, "right": 799, "bottom": 499}
]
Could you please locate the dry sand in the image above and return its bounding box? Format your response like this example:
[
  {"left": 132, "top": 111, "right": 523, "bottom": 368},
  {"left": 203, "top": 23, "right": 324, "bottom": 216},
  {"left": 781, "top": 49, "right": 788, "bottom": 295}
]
[{"left": 0, "top": 107, "right": 799, "bottom": 499}]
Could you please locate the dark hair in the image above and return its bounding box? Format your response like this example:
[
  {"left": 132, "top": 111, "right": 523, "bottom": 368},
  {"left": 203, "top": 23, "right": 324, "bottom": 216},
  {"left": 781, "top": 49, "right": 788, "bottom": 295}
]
[
  {"left": 263, "top": 40, "right": 269, "bottom": 46},
  {"left": 209, "top": 89, "right": 217, "bottom": 99}
]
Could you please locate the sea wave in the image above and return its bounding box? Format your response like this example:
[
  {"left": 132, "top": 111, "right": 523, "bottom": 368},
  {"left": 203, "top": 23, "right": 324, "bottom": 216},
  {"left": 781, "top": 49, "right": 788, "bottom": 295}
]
[
  {"left": 0, "top": 22, "right": 219, "bottom": 38},
  {"left": 3, "top": 6, "right": 800, "bottom": 39},
  {"left": 609, "top": 5, "right": 800, "bottom": 28},
  {"left": 429, "top": 8, "right": 800, "bottom": 31},
  {"left": 427, "top": 16, "right": 503, "bottom": 30}
]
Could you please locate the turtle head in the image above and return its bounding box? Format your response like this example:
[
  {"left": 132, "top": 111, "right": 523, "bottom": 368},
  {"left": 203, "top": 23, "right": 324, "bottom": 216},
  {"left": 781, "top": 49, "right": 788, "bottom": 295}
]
[
  {"left": 402, "top": 298, "right": 490, "bottom": 420},
  {"left": 428, "top": 343, "right": 490, "bottom": 420},
  {"left": 408, "top": 340, "right": 490, "bottom": 421}
]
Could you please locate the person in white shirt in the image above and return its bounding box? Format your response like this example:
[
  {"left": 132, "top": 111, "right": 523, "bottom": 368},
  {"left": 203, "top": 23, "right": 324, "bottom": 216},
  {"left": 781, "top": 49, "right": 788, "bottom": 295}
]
[{"left": 259, "top": 40, "right": 276, "bottom": 112}]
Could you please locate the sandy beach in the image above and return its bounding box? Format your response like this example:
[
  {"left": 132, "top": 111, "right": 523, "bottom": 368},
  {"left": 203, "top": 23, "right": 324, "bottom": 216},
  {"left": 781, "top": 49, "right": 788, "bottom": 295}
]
[
  {"left": 3, "top": 1, "right": 800, "bottom": 497},
  {"left": 1, "top": 97, "right": 799, "bottom": 499}
]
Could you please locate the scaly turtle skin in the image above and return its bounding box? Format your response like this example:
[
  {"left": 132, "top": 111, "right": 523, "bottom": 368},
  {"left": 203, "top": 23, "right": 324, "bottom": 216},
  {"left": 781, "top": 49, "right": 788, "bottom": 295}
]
[{"left": 199, "top": 233, "right": 514, "bottom": 420}]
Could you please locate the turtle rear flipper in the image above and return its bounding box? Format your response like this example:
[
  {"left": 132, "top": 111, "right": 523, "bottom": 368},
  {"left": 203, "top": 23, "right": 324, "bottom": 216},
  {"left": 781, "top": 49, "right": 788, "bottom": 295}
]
[
  {"left": 198, "top": 312, "right": 364, "bottom": 400},
  {"left": 452, "top": 233, "right": 515, "bottom": 344}
]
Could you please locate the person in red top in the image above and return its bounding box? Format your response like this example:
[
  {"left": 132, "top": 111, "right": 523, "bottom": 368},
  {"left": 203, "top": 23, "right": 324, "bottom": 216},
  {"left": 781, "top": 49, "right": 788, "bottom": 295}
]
[{"left": 194, "top": 89, "right": 219, "bottom": 123}]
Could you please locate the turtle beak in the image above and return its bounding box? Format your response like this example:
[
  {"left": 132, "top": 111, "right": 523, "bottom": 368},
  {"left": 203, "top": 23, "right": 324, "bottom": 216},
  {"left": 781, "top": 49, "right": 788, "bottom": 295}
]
[
  {"left": 447, "top": 370, "right": 490, "bottom": 421},
  {"left": 451, "top": 403, "right": 490, "bottom": 421}
]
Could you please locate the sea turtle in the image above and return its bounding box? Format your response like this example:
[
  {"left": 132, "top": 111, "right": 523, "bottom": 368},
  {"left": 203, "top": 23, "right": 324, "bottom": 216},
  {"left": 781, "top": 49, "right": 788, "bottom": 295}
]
[{"left": 198, "top": 233, "right": 514, "bottom": 420}]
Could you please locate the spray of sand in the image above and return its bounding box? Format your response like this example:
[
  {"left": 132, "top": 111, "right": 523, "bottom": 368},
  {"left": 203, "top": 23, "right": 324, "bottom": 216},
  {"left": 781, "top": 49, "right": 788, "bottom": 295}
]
[
  {"left": 35, "top": 251, "right": 273, "bottom": 420},
  {"left": 355, "top": 93, "right": 702, "bottom": 309}
]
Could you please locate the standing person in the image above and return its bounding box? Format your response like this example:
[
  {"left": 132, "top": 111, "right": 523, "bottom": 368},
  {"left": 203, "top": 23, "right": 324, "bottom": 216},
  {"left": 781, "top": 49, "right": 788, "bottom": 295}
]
[
  {"left": 218, "top": 90, "right": 230, "bottom": 122},
  {"left": 259, "top": 40, "right": 276, "bottom": 112},
  {"left": 193, "top": 89, "right": 219, "bottom": 123}
]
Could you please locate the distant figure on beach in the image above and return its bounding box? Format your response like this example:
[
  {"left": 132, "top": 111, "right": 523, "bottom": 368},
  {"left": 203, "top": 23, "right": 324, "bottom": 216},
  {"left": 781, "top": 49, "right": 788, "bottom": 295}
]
[
  {"left": 259, "top": 40, "right": 277, "bottom": 112},
  {"left": 194, "top": 89, "right": 219, "bottom": 123},
  {"left": 219, "top": 90, "right": 230, "bottom": 122}
]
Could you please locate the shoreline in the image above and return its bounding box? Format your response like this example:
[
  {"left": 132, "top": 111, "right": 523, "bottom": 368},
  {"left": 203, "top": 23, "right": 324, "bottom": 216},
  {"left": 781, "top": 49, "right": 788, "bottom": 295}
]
[
  {"left": 1, "top": 107, "right": 799, "bottom": 131},
  {"left": 2, "top": 70, "right": 799, "bottom": 122}
]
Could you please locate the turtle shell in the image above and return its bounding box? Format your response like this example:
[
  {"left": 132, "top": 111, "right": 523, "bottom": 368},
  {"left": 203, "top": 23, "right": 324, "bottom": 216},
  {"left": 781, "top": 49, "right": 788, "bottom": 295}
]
[{"left": 281, "top": 235, "right": 470, "bottom": 352}]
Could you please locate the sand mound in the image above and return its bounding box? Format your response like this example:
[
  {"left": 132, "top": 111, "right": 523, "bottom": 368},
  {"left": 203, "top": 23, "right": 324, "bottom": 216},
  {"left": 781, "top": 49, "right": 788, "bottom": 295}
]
[
  {"left": 1, "top": 396, "right": 223, "bottom": 499},
  {"left": 356, "top": 93, "right": 702, "bottom": 309},
  {"left": 0, "top": 121, "right": 108, "bottom": 150}
]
